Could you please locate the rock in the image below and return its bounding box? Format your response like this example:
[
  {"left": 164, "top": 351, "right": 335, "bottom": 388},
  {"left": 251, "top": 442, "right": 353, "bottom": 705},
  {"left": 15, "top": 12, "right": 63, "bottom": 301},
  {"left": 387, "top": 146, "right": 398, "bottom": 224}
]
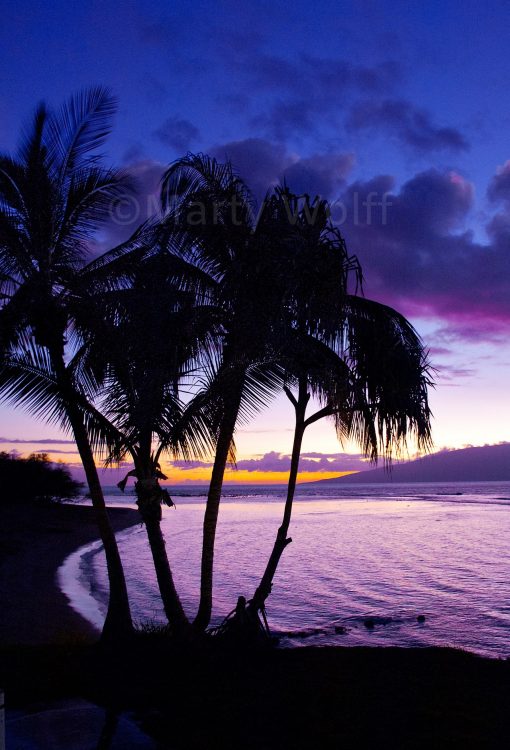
[
  {"left": 417, "top": 614, "right": 426, "bottom": 623},
  {"left": 364, "top": 618, "right": 375, "bottom": 629},
  {"left": 335, "top": 625, "right": 347, "bottom": 634}
]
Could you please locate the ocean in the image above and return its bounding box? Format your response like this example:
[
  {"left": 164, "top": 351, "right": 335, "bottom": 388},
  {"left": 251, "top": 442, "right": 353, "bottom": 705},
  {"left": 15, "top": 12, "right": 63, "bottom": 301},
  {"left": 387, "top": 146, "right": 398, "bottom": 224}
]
[{"left": 59, "top": 481, "right": 510, "bottom": 658}]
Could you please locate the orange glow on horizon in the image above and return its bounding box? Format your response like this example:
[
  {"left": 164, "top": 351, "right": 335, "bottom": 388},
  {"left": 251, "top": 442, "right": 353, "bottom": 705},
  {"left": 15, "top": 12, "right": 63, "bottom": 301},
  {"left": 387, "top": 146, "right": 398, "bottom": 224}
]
[
  {"left": 161, "top": 467, "right": 359, "bottom": 484},
  {"left": 8, "top": 448, "right": 359, "bottom": 485}
]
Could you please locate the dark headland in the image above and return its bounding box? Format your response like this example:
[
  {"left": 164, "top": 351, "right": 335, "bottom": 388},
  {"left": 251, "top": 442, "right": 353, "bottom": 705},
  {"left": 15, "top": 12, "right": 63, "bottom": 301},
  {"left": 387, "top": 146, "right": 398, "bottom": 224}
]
[{"left": 307, "top": 442, "right": 510, "bottom": 484}]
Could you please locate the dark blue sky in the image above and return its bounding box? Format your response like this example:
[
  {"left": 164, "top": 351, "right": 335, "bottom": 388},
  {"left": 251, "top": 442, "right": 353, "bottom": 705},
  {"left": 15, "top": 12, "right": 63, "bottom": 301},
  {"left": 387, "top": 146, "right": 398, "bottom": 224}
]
[
  {"left": 2, "top": 0, "right": 510, "bottom": 463},
  {"left": 2, "top": 0, "right": 510, "bottom": 187}
]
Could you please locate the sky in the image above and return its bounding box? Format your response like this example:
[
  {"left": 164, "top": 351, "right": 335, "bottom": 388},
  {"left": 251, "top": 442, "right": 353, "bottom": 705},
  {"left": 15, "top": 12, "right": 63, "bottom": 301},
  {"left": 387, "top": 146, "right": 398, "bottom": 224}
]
[{"left": 1, "top": 0, "right": 510, "bottom": 483}]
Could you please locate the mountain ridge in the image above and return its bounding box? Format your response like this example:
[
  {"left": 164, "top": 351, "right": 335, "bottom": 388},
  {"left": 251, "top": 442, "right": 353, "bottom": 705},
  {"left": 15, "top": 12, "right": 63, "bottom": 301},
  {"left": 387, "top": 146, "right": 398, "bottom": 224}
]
[{"left": 305, "top": 443, "right": 510, "bottom": 484}]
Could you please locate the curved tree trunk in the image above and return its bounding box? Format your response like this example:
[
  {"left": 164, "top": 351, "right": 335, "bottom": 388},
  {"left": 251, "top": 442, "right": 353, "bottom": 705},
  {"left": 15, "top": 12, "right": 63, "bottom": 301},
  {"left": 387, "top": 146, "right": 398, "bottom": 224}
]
[
  {"left": 50, "top": 352, "right": 133, "bottom": 642},
  {"left": 193, "top": 383, "right": 243, "bottom": 631},
  {"left": 251, "top": 380, "right": 309, "bottom": 612},
  {"left": 134, "top": 476, "right": 190, "bottom": 636},
  {"left": 68, "top": 405, "right": 134, "bottom": 641}
]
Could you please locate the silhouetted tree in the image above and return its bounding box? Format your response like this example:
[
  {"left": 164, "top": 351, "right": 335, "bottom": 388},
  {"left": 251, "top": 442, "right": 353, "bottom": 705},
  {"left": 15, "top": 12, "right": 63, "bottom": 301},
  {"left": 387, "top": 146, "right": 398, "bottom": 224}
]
[
  {"left": 0, "top": 88, "right": 135, "bottom": 640},
  {"left": 161, "top": 155, "right": 295, "bottom": 630},
  {"left": 80, "top": 245, "right": 219, "bottom": 635},
  {"left": 0, "top": 451, "right": 83, "bottom": 504}
]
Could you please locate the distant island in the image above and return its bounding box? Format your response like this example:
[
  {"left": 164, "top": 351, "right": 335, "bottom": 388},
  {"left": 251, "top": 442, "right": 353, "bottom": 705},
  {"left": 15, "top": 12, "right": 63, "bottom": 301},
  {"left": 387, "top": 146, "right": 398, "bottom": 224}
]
[{"left": 307, "top": 443, "right": 510, "bottom": 484}]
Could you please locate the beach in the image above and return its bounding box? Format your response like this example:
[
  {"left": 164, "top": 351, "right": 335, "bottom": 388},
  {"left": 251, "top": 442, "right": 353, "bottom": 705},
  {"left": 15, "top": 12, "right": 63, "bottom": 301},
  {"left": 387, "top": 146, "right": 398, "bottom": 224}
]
[
  {"left": 0, "top": 503, "right": 139, "bottom": 645},
  {"left": 1, "top": 501, "right": 510, "bottom": 747}
]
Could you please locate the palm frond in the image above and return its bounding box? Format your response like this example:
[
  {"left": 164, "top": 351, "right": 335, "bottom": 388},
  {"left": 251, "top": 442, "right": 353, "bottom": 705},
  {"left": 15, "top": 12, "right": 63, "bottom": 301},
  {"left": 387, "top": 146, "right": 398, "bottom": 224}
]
[{"left": 47, "top": 86, "right": 117, "bottom": 180}]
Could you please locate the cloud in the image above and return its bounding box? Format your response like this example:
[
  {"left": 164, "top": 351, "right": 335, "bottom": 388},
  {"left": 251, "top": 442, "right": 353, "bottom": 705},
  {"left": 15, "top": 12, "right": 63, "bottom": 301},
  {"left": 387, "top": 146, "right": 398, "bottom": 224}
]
[
  {"left": 0, "top": 437, "right": 76, "bottom": 444},
  {"left": 487, "top": 160, "right": 510, "bottom": 203},
  {"left": 171, "top": 451, "right": 368, "bottom": 473},
  {"left": 346, "top": 98, "right": 469, "bottom": 152},
  {"left": 283, "top": 153, "right": 355, "bottom": 197},
  {"left": 248, "top": 55, "right": 399, "bottom": 97},
  {"left": 211, "top": 138, "right": 289, "bottom": 199},
  {"left": 246, "top": 55, "right": 401, "bottom": 139},
  {"left": 153, "top": 116, "right": 200, "bottom": 152},
  {"left": 210, "top": 138, "right": 354, "bottom": 201},
  {"left": 91, "top": 139, "right": 509, "bottom": 343},
  {"left": 334, "top": 166, "right": 510, "bottom": 336}
]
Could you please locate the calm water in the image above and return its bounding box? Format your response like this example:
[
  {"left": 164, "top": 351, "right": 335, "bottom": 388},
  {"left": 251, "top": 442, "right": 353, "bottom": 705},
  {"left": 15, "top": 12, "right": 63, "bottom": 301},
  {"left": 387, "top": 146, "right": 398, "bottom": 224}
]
[{"left": 59, "top": 482, "right": 510, "bottom": 658}]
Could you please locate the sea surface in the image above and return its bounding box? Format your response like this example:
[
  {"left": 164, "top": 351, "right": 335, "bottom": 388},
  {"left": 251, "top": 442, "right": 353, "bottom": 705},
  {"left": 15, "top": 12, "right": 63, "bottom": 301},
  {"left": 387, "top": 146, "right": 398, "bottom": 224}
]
[{"left": 59, "top": 481, "right": 510, "bottom": 658}]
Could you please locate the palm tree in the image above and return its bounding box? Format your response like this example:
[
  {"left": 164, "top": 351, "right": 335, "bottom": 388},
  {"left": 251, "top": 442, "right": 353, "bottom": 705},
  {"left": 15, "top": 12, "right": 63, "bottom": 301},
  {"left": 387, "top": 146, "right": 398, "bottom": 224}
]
[
  {"left": 250, "top": 307, "right": 432, "bottom": 616},
  {"left": 78, "top": 246, "right": 220, "bottom": 635},
  {"left": 239, "top": 189, "right": 433, "bottom": 617},
  {"left": 160, "top": 155, "right": 292, "bottom": 631},
  {"left": 0, "top": 88, "right": 135, "bottom": 640}
]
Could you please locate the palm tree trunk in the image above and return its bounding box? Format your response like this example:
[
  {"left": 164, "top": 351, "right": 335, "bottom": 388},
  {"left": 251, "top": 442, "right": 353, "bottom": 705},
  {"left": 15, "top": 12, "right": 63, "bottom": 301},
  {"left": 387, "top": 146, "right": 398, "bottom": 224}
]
[
  {"left": 49, "top": 351, "right": 133, "bottom": 641},
  {"left": 193, "top": 384, "right": 243, "bottom": 631},
  {"left": 134, "top": 476, "right": 190, "bottom": 635},
  {"left": 251, "top": 380, "right": 309, "bottom": 612},
  {"left": 68, "top": 405, "right": 133, "bottom": 641}
]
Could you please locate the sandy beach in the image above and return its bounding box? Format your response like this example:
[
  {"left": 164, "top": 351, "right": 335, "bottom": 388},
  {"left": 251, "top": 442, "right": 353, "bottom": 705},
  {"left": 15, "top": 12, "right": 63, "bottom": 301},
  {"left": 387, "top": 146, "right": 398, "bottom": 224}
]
[{"left": 0, "top": 503, "right": 139, "bottom": 645}]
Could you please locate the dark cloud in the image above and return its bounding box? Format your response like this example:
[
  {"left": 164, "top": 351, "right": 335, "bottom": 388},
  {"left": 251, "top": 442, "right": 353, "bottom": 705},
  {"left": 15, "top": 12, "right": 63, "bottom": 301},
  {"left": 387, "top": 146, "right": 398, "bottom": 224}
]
[
  {"left": 346, "top": 99, "right": 469, "bottom": 153},
  {"left": 335, "top": 167, "right": 510, "bottom": 336},
  {"left": 93, "top": 143, "right": 510, "bottom": 343},
  {"left": 153, "top": 116, "right": 200, "bottom": 152},
  {"left": 250, "top": 99, "right": 317, "bottom": 141},
  {"left": 210, "top": 138, "right": 354, "bottom": 201},
  {"left": 487, "top": 160, "right": 510, "bottom": 203},
  {"left": 246, "top": 55, "right": 400, "bottom": 139},
  {"left": 249, "top": 55, "right": 399, "bottom": 96},
  {"left": 283, "top": 153, "right": 355, "bottom": 197},
  {"left": 211, "top": 138, "right": 289, "bottom": 200}
]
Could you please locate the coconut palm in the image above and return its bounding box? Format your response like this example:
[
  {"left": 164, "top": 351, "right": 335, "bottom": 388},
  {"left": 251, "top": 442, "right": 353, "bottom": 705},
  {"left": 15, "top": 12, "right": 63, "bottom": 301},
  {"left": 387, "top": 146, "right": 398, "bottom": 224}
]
[
  {"left": 241, "top": 189, "right": 432, "bottom": 617},
  {"left": 250, "top": 304, "right": 432, "bottom": 616},
  {"left": 0, "top": 87, "right": 135, "bottom": 640},
  {"left": 77, "top": 245, "right": 221, "bottom": 634},
  {"left": 160, "top": 155, "right": 297, "bottom": 631},
  {"left": 162, "top": 169, "right": 432, "bottom": 633},
  {"left": 193, "top": 188, "right": 431, "bottom": 624}
]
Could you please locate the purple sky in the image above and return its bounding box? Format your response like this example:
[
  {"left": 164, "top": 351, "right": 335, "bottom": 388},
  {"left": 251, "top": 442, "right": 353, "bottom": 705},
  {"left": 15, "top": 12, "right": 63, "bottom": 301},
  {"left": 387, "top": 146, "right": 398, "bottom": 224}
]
[{"left": 1, "top": 0, "right": 510, "bottom": 478}]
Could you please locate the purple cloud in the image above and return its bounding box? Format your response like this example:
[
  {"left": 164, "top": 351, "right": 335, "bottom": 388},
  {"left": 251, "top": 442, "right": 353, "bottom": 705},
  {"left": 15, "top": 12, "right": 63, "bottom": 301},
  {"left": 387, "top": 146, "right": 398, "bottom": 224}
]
[
  {"left": 245, "top": 55, "right": 400, "bottom": 139},
  {"left": 153, "top": 116, "right": 200, "bottom": 152},
  {"left": 249, "top": 55, "right": 399, "bottom": 97},
  {"left": 211, "top": 138, "right": 289, "bottom": 199},
  {"left": 347, "top": 98, "right": 469, "bottom": 152},
  {"left": 0, "top": 437, "right": 76, "bottom": 444},
  {"left": 95, "top": 159, "right": 165, "bottom": 251},
  {"left": 211, "top": 138, "right": 354, "bottom": 201},
  {"left": 487, "top": 160, "right": 510, "bottom": 203},
  {"left": 334, "top": 167, "right": 510, "bottom": 335},
  {"left": 171, "top": 451, "right": 368, "bottom": 473}
]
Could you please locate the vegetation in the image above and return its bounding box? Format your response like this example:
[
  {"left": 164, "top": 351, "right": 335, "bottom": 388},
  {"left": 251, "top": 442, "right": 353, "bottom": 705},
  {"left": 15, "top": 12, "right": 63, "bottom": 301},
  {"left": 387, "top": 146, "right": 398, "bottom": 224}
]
[
  {"left": 0, "top": 451, "right": 83, "bottom": 504},
  {"left": 0, "top": 87, "right": 135, "bottom": 640},
  {"left": 0, "top": 89, "right": 433, "bottom": 644}
]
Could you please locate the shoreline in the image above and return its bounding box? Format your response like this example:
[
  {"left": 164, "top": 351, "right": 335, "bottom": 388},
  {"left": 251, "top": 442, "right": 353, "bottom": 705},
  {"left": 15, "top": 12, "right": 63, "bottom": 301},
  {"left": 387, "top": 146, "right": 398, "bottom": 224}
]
[
  {"left": 0, "top": 503, "right": 139, "bottom": 645},
  {"left": 2, "top": 501, "right": 510, "bottom": 745}
]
